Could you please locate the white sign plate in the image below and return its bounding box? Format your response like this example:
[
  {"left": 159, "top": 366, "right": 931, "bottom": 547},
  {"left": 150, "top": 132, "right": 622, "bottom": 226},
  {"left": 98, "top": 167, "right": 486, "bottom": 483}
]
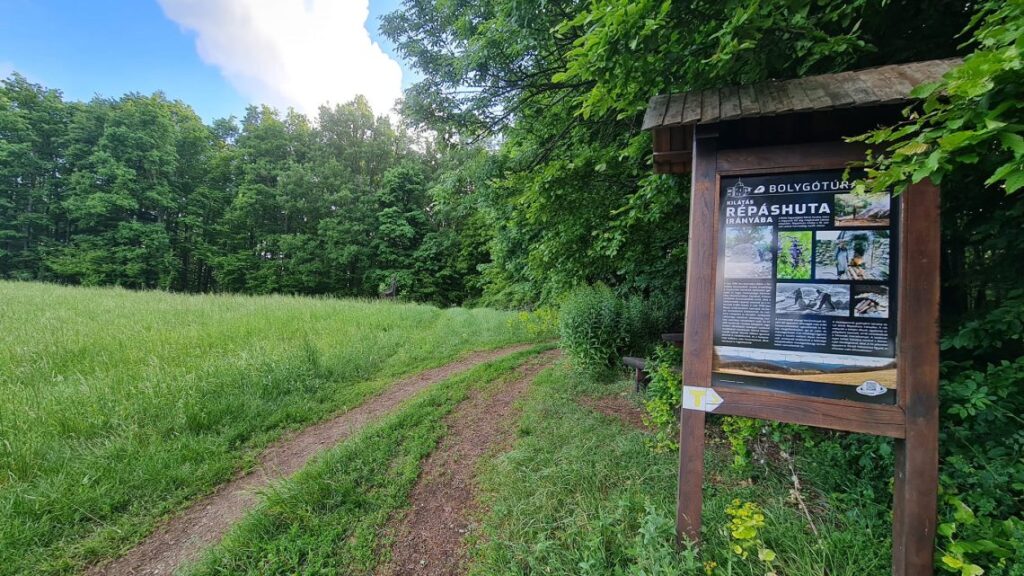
[{"left": 682, "top": 386, "right": 724, "bottom": 413}]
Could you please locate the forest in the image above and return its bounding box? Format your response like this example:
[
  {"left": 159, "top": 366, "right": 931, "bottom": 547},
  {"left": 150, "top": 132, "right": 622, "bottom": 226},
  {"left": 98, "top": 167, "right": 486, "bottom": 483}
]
[
  {"left": 0, "top": 84, "right": 489, "bottom": 305},
  {"left": 3, "top": 0, "right": 1024, "bottom": 573}
]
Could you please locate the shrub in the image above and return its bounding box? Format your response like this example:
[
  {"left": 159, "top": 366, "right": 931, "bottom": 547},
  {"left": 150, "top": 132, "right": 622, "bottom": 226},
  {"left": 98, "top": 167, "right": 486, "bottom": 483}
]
[
  {"left": 558, "top": 284, "right": 624, "bottom": 374},
  {"left": 642, "top": 345, "right": 683, "bottom": 452},
  {"left": 508, "top": 307, "right": 559, "bottom": 340},
  {"left": 559, "top": 285, "right": 682, "bottom": 375}
]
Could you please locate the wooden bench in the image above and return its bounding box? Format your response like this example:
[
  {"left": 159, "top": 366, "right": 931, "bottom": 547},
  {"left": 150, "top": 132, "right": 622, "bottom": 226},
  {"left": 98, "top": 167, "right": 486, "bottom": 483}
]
[
  {"left": 623, "top": 333, "right": 684, "bottom": 393},
  {"left": 623, "top": 356, "right": 651, "bottom": 392}
]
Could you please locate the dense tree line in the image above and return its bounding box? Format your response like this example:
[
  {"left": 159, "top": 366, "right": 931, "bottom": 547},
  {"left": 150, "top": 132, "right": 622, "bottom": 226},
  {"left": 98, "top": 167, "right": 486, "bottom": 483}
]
[
  {"left": 0, "top": 78, "right": 485, "bottom": 305},
  {"left": 380, "top": 0, "right": 987, "bottom": 308},
  {"left": 380, "top": 1, "right": 1023, "bottom": 572}
]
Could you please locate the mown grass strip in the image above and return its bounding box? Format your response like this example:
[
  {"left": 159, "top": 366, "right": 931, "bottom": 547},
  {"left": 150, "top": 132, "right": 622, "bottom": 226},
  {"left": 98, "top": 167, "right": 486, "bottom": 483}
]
[
  {"left": 0, "top": 282, "right": 545, "bottom": 576},
  {"left": 467, "top": 367, "right": 891, "bottom": 576},
  {"left": 183, "top": 344, "right": 556, "bottom": 576}
]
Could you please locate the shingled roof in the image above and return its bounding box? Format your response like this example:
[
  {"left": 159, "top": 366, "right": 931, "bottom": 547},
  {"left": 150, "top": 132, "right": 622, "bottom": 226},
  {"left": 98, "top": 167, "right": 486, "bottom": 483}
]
[{"left": 641, "top": 58, "right": 961, "bottom": 131}]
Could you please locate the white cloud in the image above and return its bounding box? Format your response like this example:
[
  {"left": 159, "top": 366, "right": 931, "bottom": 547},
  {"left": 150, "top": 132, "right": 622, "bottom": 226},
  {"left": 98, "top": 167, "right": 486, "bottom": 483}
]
[{"left": 158, "top": 0, "right": 403, "bottom": 117}]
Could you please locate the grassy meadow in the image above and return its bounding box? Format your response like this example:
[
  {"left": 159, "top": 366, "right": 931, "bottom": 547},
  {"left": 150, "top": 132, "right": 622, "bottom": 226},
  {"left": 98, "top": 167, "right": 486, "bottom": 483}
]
[
  {"left": 467, "top": 367, "right": 892, "bottom": 575},
  {"left": 0, "top": 281, "right": 541, "bottom": 575},
  {"left": 178, "top": 357, "right": 892, "bottom": 576},
  {"left": 184, "top": 347, "right": 553, "bottom": 575}
]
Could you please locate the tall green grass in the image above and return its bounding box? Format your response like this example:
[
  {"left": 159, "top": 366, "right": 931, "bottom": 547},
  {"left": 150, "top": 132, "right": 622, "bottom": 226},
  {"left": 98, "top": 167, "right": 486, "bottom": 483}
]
[
  {"left": 468, "top": 367, "right": 891, "bottom": 575},
  {"left": 185, "top": 346, "right": 554, "bottom": 576},
  {"left": 0, "top": 281, "right": 539, "bottom": 576}
]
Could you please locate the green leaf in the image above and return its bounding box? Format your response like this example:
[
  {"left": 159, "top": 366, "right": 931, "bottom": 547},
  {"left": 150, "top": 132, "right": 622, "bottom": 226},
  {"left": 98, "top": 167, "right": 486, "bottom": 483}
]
[
  {"left": 961, "top": 564, "right": 984, "bottom": 576},
  {"left": 896, "top": 141, "right": 929, "bottom": 156},
  {"left": 1003, "top": 170, "right": 1024, "bottom": 194},
  {"left": 939, "top": 131, "right": 976, "bottom": 151},
  {"left": 953, "top": 500, "right": 976, "bottom": 524},
  {"left": 999, "top": 132, "right": 1024, "bottom": 155},
  {"left": 910, "top": 81, "right": 941, "bottom": 98},
  {"left": 942, "top": 554, "right": 964, "bottom": 569}
]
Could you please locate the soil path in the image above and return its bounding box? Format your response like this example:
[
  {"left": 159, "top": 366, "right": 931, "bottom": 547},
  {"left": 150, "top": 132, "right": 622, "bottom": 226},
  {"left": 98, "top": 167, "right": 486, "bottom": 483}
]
[
  {"left": 379, "top": 349, "right": 561, "bottom": 576},
  {"left": 88, "top": 343, "right": 540, "bottom": 576},
  {"left": 578, "top": 395, "right": 650, "bottom": 432}
]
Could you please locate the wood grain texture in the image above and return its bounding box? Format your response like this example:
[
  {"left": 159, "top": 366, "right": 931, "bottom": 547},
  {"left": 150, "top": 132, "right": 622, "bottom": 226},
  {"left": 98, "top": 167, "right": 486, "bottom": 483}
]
[
  {"left": 700, "top": 89, "right": 720, "bottom": 123},
  {"left": 892, "top": 180, "right": 941, "bottom": 576},
  {"left": 817, "top": 73, "right": 858, "bottom": 108},
  {"left": 738, "top": 85, "right": 761, "bottom": 117},
  {"left": 641, "top": 94, "right": 670, "bottom": 131},
  {"left": 753, "top": 82, "right": 777, "bottom": 114},
  {"left": 664, "top": 93, "right": 687, "bottom": 127},
  {"left": 642, "top": 58, "right": 961, "bottom": 128},
  {"left": 716, "top": 142, "right": 867, "bottom": 174},
  {"left": 785, "top": 79, "right": 813, "bottom": 111},
  {"left": 713, "top": 385, "right": 906, "bottom": 437},
  {"left": 677, "top": 125, "right": 719, "bottom": 545},
  {"left": 767, "top": 81, "right": 793, "bottom": 114},
  {"left": 795, "top": 77, "right": 833, "bottom": 109},
  {"left": 682, "top": 91, "right": 704, "bottom": 124},
  {"left": 719, "top": 87, "right": 743, "bottom": 120}
]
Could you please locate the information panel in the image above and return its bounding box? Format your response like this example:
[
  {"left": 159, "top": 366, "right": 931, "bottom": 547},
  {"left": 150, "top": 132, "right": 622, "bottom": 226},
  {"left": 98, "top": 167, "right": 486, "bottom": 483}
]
[{"left": 712, "top": 170, "right": 899, "bottom": 404}]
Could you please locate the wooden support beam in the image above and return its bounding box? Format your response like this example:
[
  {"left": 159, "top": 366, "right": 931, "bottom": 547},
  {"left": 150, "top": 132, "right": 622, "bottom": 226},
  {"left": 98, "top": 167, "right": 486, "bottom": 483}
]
[
  {"left": 892, "top": 179, "right": 941, "bottom": 576},
  {"left": 677, "top": 124, "right": 718, "bottom": 544}
]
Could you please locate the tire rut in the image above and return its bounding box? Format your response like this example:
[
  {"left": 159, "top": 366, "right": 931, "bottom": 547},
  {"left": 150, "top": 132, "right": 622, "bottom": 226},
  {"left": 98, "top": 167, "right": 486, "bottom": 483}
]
[
  {"left": 87, "top": 343, "right": 540, "bottom": 576},
  {"left": 378, "top": 349, "right": 561, "bottom": 576}
]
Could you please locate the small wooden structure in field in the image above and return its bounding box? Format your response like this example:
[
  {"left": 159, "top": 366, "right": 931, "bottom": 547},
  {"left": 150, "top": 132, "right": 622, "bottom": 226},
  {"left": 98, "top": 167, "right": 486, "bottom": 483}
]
[{"left": 643, "top": 58, "right": 955, "bottom": 576}]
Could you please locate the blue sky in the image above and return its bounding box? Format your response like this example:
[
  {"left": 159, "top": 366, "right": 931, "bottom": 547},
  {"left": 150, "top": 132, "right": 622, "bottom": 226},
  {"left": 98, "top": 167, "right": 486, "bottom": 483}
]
[{"left": 0, "top": 0, "right": 418, "bottom": 121}]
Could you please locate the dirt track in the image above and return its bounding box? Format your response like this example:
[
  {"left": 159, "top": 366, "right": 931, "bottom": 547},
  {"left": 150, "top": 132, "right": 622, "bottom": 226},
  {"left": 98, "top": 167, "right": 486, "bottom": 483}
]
[
  {"left": 87, "top": 343, "right": 539, "bottom": 576},
  {"left": 378, "top": 349, "right": 561, "bottom": 576}
]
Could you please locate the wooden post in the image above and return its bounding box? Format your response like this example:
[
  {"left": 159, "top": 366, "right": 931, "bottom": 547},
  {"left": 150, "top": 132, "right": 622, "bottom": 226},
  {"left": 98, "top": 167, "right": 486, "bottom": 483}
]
[
  {"left": 677, "top": 124, "right": 718, "bottom": 544},
  {"left": 893, "top": 179, "right": 941, "bottom": 576}
]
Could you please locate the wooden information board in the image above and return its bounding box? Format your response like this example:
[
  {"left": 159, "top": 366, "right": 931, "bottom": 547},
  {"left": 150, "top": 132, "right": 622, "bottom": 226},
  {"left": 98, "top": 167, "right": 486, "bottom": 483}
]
[{"left": 678, "top": 131, "right": 939, "bottom": 576}]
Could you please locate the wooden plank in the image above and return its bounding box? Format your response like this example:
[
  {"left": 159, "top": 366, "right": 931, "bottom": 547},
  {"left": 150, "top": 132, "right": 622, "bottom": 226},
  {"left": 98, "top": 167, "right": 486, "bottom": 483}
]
[
  {"left": 738, "top": 84, "right": 761, "bottom": 117},
  {"left": 895, "top": 61, "right": 937, "bottom": 88},
  {"left": 677, "top": 124, "right": 718, "bottom": 545},
  {"left": 641, "top": 94, "right": 670, "bottom": 131},
  {"left": 767, "top": 81, "right": 794, "bottom": 114},
  {"left": 716, "top": 142, "right": 867, "bottom": 173},
  {"left": 664, "top": 92, "right": 688, "bottom": 126},
  {"left": 795, "top": 76, "right": 833, "bottom": 109},
  {"left": 841, "top": 73, "right": 878, "bottom": 106},
  {"left": 859, "top": 67, "right": 904, "bottom": 103},
  {"left": 712, "top": 385, "right": 906, "bottom": 438},
  {"left": 900, "top": 58, "right": 958, "bottom": 87},
  {"left": 755, "top": 83, "right": 777, "bottom": 115},
  {"left": 784, "top": 78, "right": 814, "bottom": 112},
  {"left": 879, "top": 65, "right": 916, "bottom": 99},
  {"left": 892, "top": 179, "right": 941, "bottom": 576},
  {"left": 653, "top": 150, "right": 691, "bottom": 163},
  {"left": 700, "top": 88, "right": 720, "bottom": 123},
  {"left": 682, "top": 91, "right": 703, "bottom": 124},
  {"left": 815, "top": 72, "right": 857, "bottom": 108},
  {"left": 718, "top": 87, "right": 742, "bottom": 120}
]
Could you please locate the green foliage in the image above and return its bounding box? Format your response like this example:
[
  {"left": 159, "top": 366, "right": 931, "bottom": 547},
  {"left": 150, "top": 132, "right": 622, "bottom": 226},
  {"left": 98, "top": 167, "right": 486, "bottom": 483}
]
[
  {"left": 721, "top": 417, "right": 761, "bottom": 472},
  {"left": 508, "top": 307, "right": 560, "bottom": 340},
  {"left": 471, "top": 364, "right": 894, "bottom": 575},
  {"left": 721, "top": 500, "right": 777, "bottom": 576},
  {"left": 641, "top": 346, "right": 683, "bottom": 453},
  {"left": 559, "top": 284, "right": 626, "bottom": 375},
  {"left": 0, "top": 77, "right": 491, "bottom": 306},
  {"left": 558, "top": 285, "right": 680, "bottom": 375},
  {"left": 936, "top": 495, "right": 1023, "bottom": 576},
  {"left": 856, "top": 1, "right": 1024, "bottom": 195},
  {"left": 776, "top": 231, "right": 812, "bottom": 280}
]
